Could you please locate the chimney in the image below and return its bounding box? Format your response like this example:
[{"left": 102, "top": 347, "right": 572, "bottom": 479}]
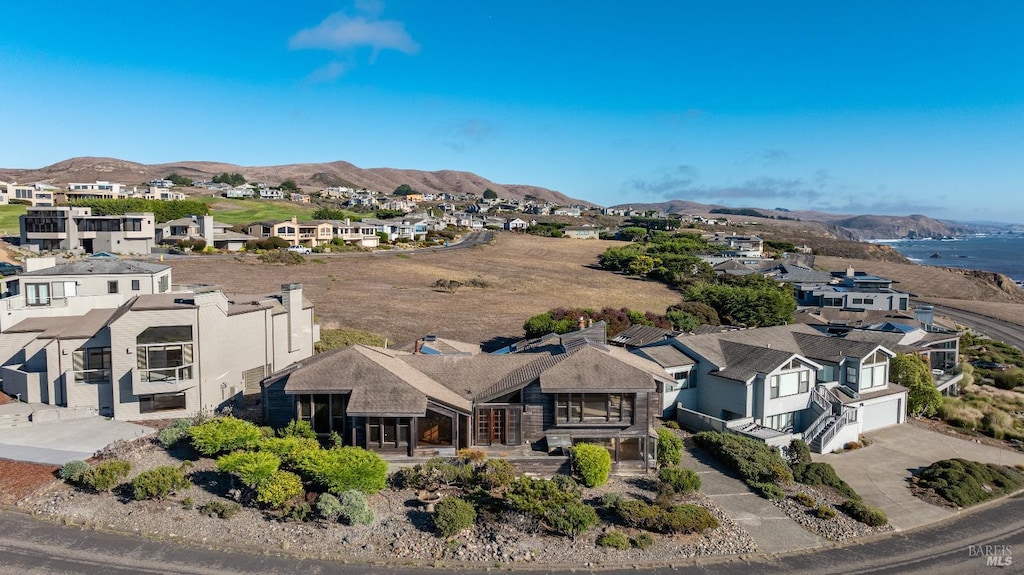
[
  {"left": 202, "top": 215, "right": 214, "bottom": 248},
  {"left": 587, "top": 318, "right": 594, "bottom": 328},
  {"left": 414, "top": 338, "right": 422, "bottom": 354},
  {"left": 846, "top": 266, "right": 855, "bottom": 278},
  {"left": 282, "top": 283, "right": 304, "bottom": 352},
  {"left": 578, "top": 316, "right": 586, "bottom": 331}
]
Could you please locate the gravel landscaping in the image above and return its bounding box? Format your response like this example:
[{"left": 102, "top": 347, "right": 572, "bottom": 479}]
[
  {"left": 17, "top": 437, "right": 757, "bottom": 567},
  {"left": 773, "top": 483, "right": 893, "bottom": 542}
]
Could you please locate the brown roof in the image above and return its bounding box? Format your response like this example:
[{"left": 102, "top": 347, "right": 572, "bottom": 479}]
[
  {"left": 539, "top": 346, "right": 656, "bottom": 393},
  {"left": 4, "top": 308, "right": 118, "bottom": 339}
]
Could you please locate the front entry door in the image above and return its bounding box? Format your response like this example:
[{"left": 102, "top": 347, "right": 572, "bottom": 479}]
[{"left": 475, "top": 406, "right": 521, "bottom": 446}]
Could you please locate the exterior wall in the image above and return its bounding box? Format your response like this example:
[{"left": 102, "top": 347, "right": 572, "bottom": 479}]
[
  {"left": 754, "top": 364, "right": 816, "bottom": 423},
  {"left": 261, "top": 378, "right": 295, "bottom": 428},
  {"left": 695, "top": 373, "right": 749, "bottom": 420}
]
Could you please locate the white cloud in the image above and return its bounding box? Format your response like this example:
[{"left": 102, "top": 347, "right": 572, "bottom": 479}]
[
  {"left": 289, "top": 10, "right": 419, "bottom": 56},
  {"left": 305, "top": 61, "right": 348, "bottom": 83}
]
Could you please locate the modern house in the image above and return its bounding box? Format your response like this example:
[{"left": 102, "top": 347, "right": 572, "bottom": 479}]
[
  {"left": 262, "top": 329, "right": 663, "bottom": 467},
  {"left": 64, "top": 181, "right": 127, "bottom": 201},
  {"left": 0, "top": 260, "right": 318, "bottom": 420},
  {"left": 20, "top": 207, "right": 156, "bottom": 254},
  {"left": 563, "top": 226, "right": 601, "bottom": 240},
  {"left": 246, "top": 219, "right": 334, "bottom": 247},
  {"left": 155, "top": 215, "right": 255, "bottom": 251},
  {"left": 640, "top": 323, "right": 908, "bottom": 453},
  {"left": 1, "top": 182, "right": 56, "bottom": 207},
  {"left": 793, "top": 267, "right": 911, "bottom": 312}
]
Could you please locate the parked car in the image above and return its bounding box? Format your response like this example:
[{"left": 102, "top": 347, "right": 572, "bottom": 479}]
[
  {"left": 0, "top": 263, "right": 23, "bottom": 276},
  {"left": 286, "top": 245, "right": 312, "bottom": 255},
  {"left": 971, "top": 360, "right": 1007, "bottom": 371}
]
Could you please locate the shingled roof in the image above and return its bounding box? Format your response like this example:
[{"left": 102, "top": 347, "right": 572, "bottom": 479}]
[
  {"left": 19, "top": 259, "right": 169, "bottom": 276},
  {"left": 539, "top": 346, "right": 656, "bottom": 392}
]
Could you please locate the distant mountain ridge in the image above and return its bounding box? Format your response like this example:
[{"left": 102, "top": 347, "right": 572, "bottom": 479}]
[
  {"left": 0, "top": 157, "right": 589, "bottom": 207},
  {"left": 608, "top": 199, "right": 985, "bottom": 239}
]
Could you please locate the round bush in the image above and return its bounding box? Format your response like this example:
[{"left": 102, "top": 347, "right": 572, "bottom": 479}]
[
  {"left": 839, "top": 500, "right": 888, "bottom": 526},
  {"left": 132, "top": 465, "right": 190, "bottom": 500},
  {"left": 216, "top": 450, "right": 281, "bottom": 488},
  {"left": 478, "top": 458, "right": 517, "bottom": 490},
  {"left": 815, "top": 504, "right": 837, "bottom": 519},
  {"left": 596, "top": 530, "right": 630, "bottom": 549},
  {"left": 433, "top": 496, "right": 476, "bottom": 537},
  {"left": 659, "top": 467, "right": 701, "bottom": 495},
  {"left": 543, "top": 499, "right": 598, "bottom": 538},
  {"left": 336, "top": 489, "right": 374, "bottom": 525},
  {"left": 256, "top": 470, "right": 304, "bottom": 510},
  {"left": 632, "top": 532, "right": 655, "bottom": 550},
  {"left": 315, "top": 492, "right": 342, "bottom": 521},
  {"left": 189, "top": 417, "right": 262, "bottom": 456},
  {"left": 571, "top": 443, "right": 612, "bottom": 488},
  {"left": 158, "top": 419, "right": 194, "bottom": 448},
  {"left": 85, "top": 460, "right": 131, "bottom": 492},
  {"left": 58, "top": 460, "right": 90, "bottom": 484}
]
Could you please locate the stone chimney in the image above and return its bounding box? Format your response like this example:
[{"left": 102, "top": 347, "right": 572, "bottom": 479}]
[
  {"left": 202, "top": 215, "right": 214, "bottom": 248},
  {"left": 282, "top": 283, "right": 304, "bottom": 352}
]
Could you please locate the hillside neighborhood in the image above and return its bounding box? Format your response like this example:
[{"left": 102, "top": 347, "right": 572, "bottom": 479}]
[{"left": 0, "top": 173, "right": 1021, "bottom": 570}]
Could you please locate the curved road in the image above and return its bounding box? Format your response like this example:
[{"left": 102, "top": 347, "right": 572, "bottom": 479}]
[
  {"left": 2, "top": 494, "right": 1023, "bottom": 574},
  {"left": 925, "top": 302, "right": 1024, "bottom": 351}
]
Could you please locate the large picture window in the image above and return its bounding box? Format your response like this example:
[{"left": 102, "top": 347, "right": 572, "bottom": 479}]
[
  {"left": 137, "top": 326, "right": 193, "bottom": 383},
  {"left": 139, "top": 392, "right": 187, "bottom": 413},
  {"left": 555, "top": 393, "right": 634, "bottom": 424},
  {"left": 769, "top": 367, "right": 810, "bottom": 399},
  {"left": 72, "top": 347, "right": 111, "bottom": 384}
]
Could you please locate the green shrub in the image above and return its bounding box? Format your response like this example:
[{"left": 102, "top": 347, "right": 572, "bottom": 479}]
[
  {"left": 659, "top": 467, "right": 701, "bottom": 495},
  {"left": 283, "top": 502, "right": 311, "bottom": 522},
  {"left": 315, "top": 493, "right": 342, "bottom": 521},
  {"left": 572, "top": 443, "right": 612, "bottom": 488},
  {"left": 433, "top": 496, "right": 476, "bottom": 537},
  {"left": 793, "top": 492, "right": 816, "bottom": 508},
  {"left": 336, "top": 490, "right": 374, "bottom": 525},
  {"left": 477, "top": 459, "right": 517, "bottom": 490},
  {"left": 295, "top": 446, "right": 388, "bottom": 494},
  {"left": 85, "top": 460, "right": 131, "bottom": 492},
  {"left": 657, "top": 428, "right": 683, "bottom": 467},
  {"left": 632, "top": 532, "right": 655, "bottom": 550},
  {"left": 839, "top": 500, "right": 888, "bottom": 526},
  {"left": 786, "top": 439, "right": 812, "bottom": 466},
  {"left": 615, "top": 498, "right": 662, "bottom": 529},
  {"left": 659, "top": 504, "right": 719, "bottom": 534},
  {"left": 815, "top": 504, "right": 836, "bottom": 519},
  {"left": 600, "top": 492, "right": 623, "bottom": 509},
  {"left": 916, "top": 458, "right": 1024, "bottom": 507},
  {"left": 550, "top": 473, "right": 582, "bottom": 497},
  {"left": 199, "top": 500, "right": 240, "bottom": 519},
  {"left": 664, "top": 420, "right": 680, "bottom": 430},
  {"left": 256, "top": 470, "right": 304, "bottom": 510},
  {"left": 543, "top": 500, "right": 598, "bottom": 538},
  {"left": 457, "top": 448, "right": 487, "bottom": 464},
  {"left": 596, "top": 530, "right": 631, "bottom": 549},
  {"left": 792, "top": 462, "right": 860, "bottom": 500},
  {"left": 693, "top": 431, "right": 793, "bottom": 494},
  {"left": 189, "top": 417, "right": 261, "bottom": 456},
  {"left": 58, "top": 460, "right": 90, "bottom": 484},
  {"left": 131, "top": 465, "right": 190, "bottom": 500},
  {"left": 216, "top": 451, "right": 281, "bottom": 488},
  {"left": 181, "top": 496, "right": 194, "bottom": 510},
  {"left": 256, "top": 436, "right": 320, "bottom": 466},
  {"left": 158, "top": 419, "right": 194, "bottom": 448},
  {"left": 749, "top": 481, "right": 784, "bottom": 500},
  {"left": 280, "top": 419, "right": 317, "bottom": 439}
]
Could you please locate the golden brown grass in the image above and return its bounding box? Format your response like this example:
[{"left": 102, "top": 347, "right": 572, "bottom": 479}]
[{"left": 168, "top": 233, "right": 681, "bottom": 346}]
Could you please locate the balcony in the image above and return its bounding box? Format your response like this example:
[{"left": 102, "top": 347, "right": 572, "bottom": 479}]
[
  {"left": 141, "top": 364, "right": 193, "bottom": 383},
  {"left": 72, "top": 368, "right": 111, "bottom": 384},
  {"left": 3, "top": 295, "right": 70, "bottom": 311}
]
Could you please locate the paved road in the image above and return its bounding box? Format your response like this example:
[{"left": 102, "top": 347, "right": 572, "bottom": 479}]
[
  {"left": 2, "top": 494, "right": 1023, "bottom": 574},
  {"left": 924, "top": 302, "right": 1024, "bottom": 350}
]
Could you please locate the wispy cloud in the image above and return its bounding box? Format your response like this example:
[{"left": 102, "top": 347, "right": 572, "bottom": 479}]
[
  {"left": 628, "top": 167, "right": 825, "bottom": 204},
  {"left": 289, "top": 3, "right": 418, "bottom": 79},
  {"left": 629, "top": 165, "right": 700, "bottom": 198},
  {"left": 442, "top": 119, "right": 495, "bottom": 152}
]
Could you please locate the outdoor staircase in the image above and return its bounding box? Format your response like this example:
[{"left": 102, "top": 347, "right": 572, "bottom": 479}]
[{"left": 807, "top": 415, "right": 840, "bottom": 452}]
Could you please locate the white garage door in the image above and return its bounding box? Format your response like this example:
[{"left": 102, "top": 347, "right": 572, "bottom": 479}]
[{"left": 861, "top": 398, "right": 901, "bottom": 432}]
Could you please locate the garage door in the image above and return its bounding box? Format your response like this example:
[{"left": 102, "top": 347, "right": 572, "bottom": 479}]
[{"left": 861, "top": 398, "right": 901, "bottom": 432}]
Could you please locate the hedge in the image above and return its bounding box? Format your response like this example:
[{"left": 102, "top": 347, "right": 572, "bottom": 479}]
[{"left": 693, "top": 431, "right": 793, "bottom": 493}]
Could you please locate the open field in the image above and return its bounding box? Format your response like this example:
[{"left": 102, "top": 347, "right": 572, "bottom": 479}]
[
  {"left": 168, "top": 233, "right": 682, "bottom": 346},
  {"left": 0, "top": 205, "right": 27, "bottom": 235},
  {"left": 199, "top": 197, "right": 316, "bottom": 226}
]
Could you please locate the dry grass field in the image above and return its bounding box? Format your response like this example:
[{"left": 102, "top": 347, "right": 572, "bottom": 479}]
[{"left": 168, "top": 233, "right": 681, "bottom": 346}]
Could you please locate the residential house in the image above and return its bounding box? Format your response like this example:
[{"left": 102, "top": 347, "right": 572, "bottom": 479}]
[
  {"left": 563, "top": 226, "right": 601, "bottom": 240},
  {"left": 246, "top": 218, "right": 333, "bottom": 247},
  {"left": 141, "top": 187, "right": 187, "bottom": 201},
  {"left": 65, "top": 181, "right": 127, "bottom": 201},
  {"left": 290, "top": 193, "right": 312, "bottom": 204},
  {"left": 149, "top": 179, "right": 174, "bottom": 188},
  {"left": 0, "top": 263, "right": 318, "bottom": 420},
  {"left": 1, "top": 182, "right": 56, "bottom": 207},
  {"left": 262, "top": 327, "right": 662, "bottom": 466},
  {"left": 710, "top": 234, "right": 764, "bottom": 257},
  {"left": 20, "top": 206, "right": 155, "bottom": 254},
  {"left": 638, "top": 323, "right": 908, "bottom": 453},
  {"left": 224, "top": 187, "right": 255, "bottom": 199},
  {"left": 259, "top": 189, "right": 285, "bottom": 201},
  {"left": 794, "top": 267, "right": 910, "bottom": 312},
  {"left": 553, "top": 207, "right": 582, "bottom": 217},
  {"left": 155, "top": 215, "right": 255, "bottom": 251},
  {"left": 503, "top": 218, "right": 529, "bottom": 231},
  {"left": 329, "top": 219, "right": 379, "bottom": 248}
]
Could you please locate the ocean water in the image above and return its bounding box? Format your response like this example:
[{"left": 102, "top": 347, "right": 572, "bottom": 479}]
[{"left": 876, "top": 235, "right": 1024, "bottom": 283}]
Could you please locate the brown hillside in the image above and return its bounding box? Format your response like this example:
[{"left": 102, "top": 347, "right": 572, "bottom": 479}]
[
  {"left": 167, "top": 233, "right": 680, "bottom": 346},
  {"left": 0, "top": 157, "right": 588, "bottom": 206}
]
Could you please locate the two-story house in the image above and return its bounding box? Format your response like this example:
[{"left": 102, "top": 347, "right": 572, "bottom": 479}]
[
  {"left": 639, "top": 323, "right": 907, "bottom": 453},
  {"left": 246, "top": 218, "right": 334, "bottom": 248},
  {"left": 794, "top": 267, "right": 911, "bottom": 312},
  {"left": 1, "top": 182, "right": 56, "bottom": 207},
  {"left": 20, "top": 207, "right": 155, "bottom": 254},
  {"left": 155, "top": 216, "right": 254, "bottom": 251}
]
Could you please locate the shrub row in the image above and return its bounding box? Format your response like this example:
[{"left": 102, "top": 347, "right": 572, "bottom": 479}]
[
  {"left": 693, "top": 431, "right": 793, "bottom": 491},
  {"left": 791, "top": 462, "right": 860, "bottom": 501},
  {"left": 614, "top": 498, "right": 719, "bottom": 534}
]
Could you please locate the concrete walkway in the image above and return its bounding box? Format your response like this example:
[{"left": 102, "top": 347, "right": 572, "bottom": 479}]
[
  {"left": 681, "top": 445, "right": 827, "bottom": 554},
  {"left": 816, "top": 423, "right": 1024, "bottom": 531},
  {"left": 0, "top": 416, "right": 153, "bottom": 465}
]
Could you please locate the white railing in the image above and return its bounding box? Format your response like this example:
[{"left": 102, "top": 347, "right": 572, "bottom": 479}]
[
  {"left": 141, "top": 364, "right": 193, "bottom": 383},
  {"left": 809, "top": 388, "right": 830, "bottom": 412},
  {"left": 818, "top": 411, "right": 852, "bottom": 450},
  {"left": 72, "top": 368, "right": 111, "bottom": 384},
  {"left": 803, "top": 411, "right": 834, "bottom": 446}
]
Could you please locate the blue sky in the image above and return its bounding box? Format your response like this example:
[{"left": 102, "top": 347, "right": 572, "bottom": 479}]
[{"left": 2, "top": 1, "right": 1023, "bottom": 223}]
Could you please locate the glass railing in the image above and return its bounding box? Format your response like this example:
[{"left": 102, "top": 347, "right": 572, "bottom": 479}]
[
  {"left": 72, "top": 368, "right": 111, "bottom": 384},
  {"left": 140, "top": 364, "right": 193, "bottom": 383}
]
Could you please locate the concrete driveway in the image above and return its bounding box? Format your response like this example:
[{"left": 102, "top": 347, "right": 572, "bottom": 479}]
[
  {"left": 816, "top": 422, "right": 1024, "bottom": 531},
  {"left": 0, "top": 416, "right": 153, "bottom": 465}
]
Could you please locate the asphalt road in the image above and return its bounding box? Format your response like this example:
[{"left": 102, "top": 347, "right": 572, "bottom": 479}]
[
  {"left": 925, "top": 302, "right": 1024, "bottom": 351},
  {"left": 2, "top": 494, "right": 1022, "bottom": 574}
]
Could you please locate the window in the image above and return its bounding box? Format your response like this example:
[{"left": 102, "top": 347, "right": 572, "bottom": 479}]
[
  {"left": 555, "top": 393, "right": 633, "bottom": 424},
  {"left": 765, "top": 412, "right": 795, "bottom": 431},
  {"left": 72, "top": 347, "right": 111, "bottom": 384},
  {"left": 137, "top": 326, "right": 194, "bottom": 383},
  {"left": 158, "top": 275, "right": 169, "bottom": 293},
  {"left": 131, "top": 279, "right": 140, "bottom": 291},
  {"left": 107, "top": 281, "right": 118, "bottom": 294},
  {"left": 852, "top": 298, "right": 863, "bottom": 305},
  {"left": 770, "top": 366, "right": 811, "bottom": 399},
  {"left": 846, "top": 365, "right": 858, "bottom": 385},
  {"left": 26, "top": 283, "right": 50, "bottom": 306},
  {"left": 51, "top": 281, "right": 76, "bottom": 299},
  {"left": 139, "top": 393, "right": 187, "bottom": 413},
  {"left": 863, "top": 298, "right": 874, "bottom": 305},
  {"left": 672, "top": 370, "right": 694, "bottom": 389},
  {"left": 770, "top": 376, "right": 779, "bottom": 399},
  {"left": 124, "top": 219, "right": 143, "bottom": 232}
]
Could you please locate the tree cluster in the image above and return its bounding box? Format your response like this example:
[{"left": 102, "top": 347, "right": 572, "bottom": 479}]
[
  {"left": 213, "top": 172, "right": 246, "bottom": 186},
  {"left": 69, "top": 199, "right": 209, "bottom": 223}
]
